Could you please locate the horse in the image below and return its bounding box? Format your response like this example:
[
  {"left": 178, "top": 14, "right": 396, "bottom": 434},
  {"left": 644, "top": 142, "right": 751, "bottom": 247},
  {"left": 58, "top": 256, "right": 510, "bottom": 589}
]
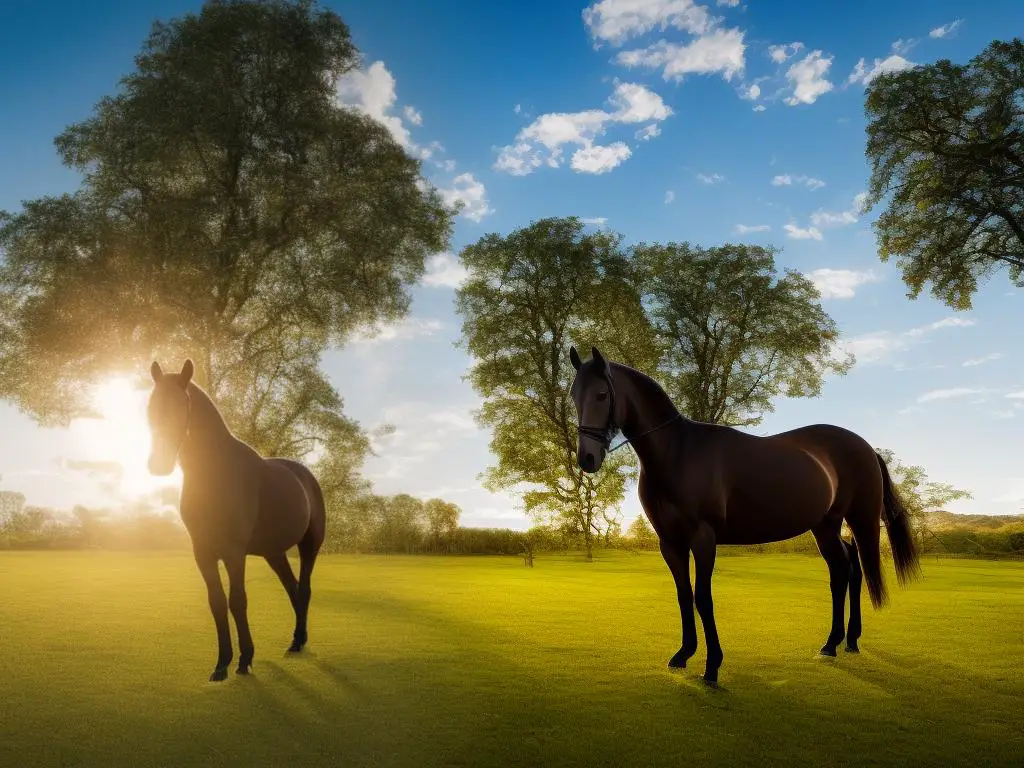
[
  {"left": 568, "top": 346, "right": 920, "bottom": 685},
  {"left": 147, "top": 359, "right": 326, "bottom": 682}
]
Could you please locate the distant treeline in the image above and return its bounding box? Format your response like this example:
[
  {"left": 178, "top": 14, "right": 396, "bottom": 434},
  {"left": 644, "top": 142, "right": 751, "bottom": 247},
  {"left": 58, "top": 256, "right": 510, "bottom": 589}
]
[{"left": 2, "top": 496, "right": 1023, "bottom": 559}]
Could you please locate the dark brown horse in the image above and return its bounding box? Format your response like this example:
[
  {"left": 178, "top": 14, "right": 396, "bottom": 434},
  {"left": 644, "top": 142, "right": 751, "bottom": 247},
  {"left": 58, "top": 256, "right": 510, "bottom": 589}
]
[
  {"left": 147, "top": 360, "right": 326, "bottom": 681},
  {"left": 569, "top": 346, "right": 920, "bottom": 685}
]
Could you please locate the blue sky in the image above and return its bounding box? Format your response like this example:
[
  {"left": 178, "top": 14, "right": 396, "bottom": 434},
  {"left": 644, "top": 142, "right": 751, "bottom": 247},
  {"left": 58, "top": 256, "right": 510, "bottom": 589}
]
[{"left": 1, "top": 0, "right": 1022, "bottom": 528}]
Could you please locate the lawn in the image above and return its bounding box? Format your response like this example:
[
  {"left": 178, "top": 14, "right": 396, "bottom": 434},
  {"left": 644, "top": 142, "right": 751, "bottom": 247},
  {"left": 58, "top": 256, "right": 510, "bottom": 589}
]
[{"left": 1, "top": 551, "right": 1022, "bottom": 767}]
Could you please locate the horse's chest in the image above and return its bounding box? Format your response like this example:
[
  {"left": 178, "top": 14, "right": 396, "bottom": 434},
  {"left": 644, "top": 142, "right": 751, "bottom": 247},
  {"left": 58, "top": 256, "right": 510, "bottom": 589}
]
[{"left": 179, "top": 475, "right": 259, "bottom": 546}]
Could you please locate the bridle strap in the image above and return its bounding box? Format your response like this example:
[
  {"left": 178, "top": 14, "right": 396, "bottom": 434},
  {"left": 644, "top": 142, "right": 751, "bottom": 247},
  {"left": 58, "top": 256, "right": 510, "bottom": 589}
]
[{"left": 576, "top": 369, "right": 681, "bottom": 454}]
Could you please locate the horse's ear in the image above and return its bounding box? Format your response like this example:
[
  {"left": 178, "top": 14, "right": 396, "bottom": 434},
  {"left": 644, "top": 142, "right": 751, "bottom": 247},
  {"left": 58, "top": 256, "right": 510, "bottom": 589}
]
[
  {"left": 569, "top": 346, "right": 582, "bottom": 371},
  {"left": 150, "top": 361, "right": 163, "bottom": 382},
  {"left": 179, "top": 359, "right": 194, "bottom": 389},
  {"left": 591, "top": 346, "right": 606, "bottom": 372}
]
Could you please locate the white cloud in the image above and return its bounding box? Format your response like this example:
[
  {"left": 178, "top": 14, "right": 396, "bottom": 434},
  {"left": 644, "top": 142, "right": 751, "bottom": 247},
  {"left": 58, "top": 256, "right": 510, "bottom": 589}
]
[
  {"left": 1005, "top": 391, "right": 1024, "bottom": 400},
  {"left": 494, "top": 82, "right": 671, "bottom": 176},
  {"left": 752, "top": 104, "right": 766, "bottom": 112},
  {"left": 734, "top": 223, "right": 770, "bottom": 234},
  {"left": 616, "top": 28, "right": 746, "bottom": 82},
  {"left": 891, "top": 38, "right": 917, "bottom": 56},
  {"left": 848, "top": 55, "right": 914, "bottom": 86},
  {"left": 806, "top": 268, "right": 882, "bottom": 299},
  {"left": 806, "top": 191, "right": 869, "bottom": 231},
  {"left": 514, "top": 103, "right": 522, "bottom": 114},
  {"left": 423, "top": 253, "right": 468, "bottom": 289},
  {"left": 840, "top": 316, "right": 976, "bottom": 364},
  {"left": 352, "top": 317, "right": 444, "bottom": 344},
  {"left": 717, "top": 0, "right": 740, "bottom": 6},
  {"left": 784, "top": 223, "right": 823, "bottom": 240},
  {"left": 696, "top": 172, "right": 725, "bottom": 184},
  {"left": 439, "top": 173, "right": 494, "bottom": 222},
  {"left": 772, "top": 174, "right": 825, "bottom": 190},
  {"left": 635, "top": 123, "right": 662, "bottom": 140},
  {"left": 582, "top": 0, "right": 713, "bottom": 46},
  {"left": 571, "top": 142, "right": 633, "bottom": 173},
  {"left": 336, "top": 61, "right": 417, "bottom": 149},
  {"left": 930, "top": 20, "right": 962, "bottom": 39},
  {"left": 741, "top": 83, "right": 760, "bottom": 100},
  {"left": 665, "top": 190, "right": 675, "bottom": 204},
  {"left": 784, "top": 51, "right": 834, "bottom": 105},
  {"left": 403, "top": 105, "right": 423, "bottom": 126},
  {"left": 581, "top": 217, "right": 609, "bottom": 225},
  {"left": 768, "top": 41, "right": 804, "bottom": 63},
  {"left": 917, "top": 387, "right": 989, "bottom": 404},
  {"left": 963, "top": 353, "right": 1003, "bottom": 367}
]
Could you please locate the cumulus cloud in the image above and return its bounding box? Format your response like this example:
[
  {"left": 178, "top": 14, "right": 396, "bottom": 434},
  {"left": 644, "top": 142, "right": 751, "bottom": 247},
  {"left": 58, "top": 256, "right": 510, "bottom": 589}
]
[
  {"left": 438, "top": 173, "right": 493, "bottom": 222},
  {"left": 772, "top": 174, "right": 825, "bottom": 190},
  {"left": 582, "top": 0, "right": 714, "bottom": 46},
  {"left": 930, "top": 20, "right": 962, "bottom": 39},
  {"left": 784, "top": 223, "right": 823, "bottom": 241},
  {"left": 848, "top": 55, "right": 914, "bottom": 86},
  {"left": 336, "top": 61, "right": 418, "bottom": 149},
  {"left": 784, "top": 51, "right": 834, "bottom": 105},
  {"left": 809, "top": 192, "right": 869, "bottom": 228},
  {"left": 494, "top": 81, "right": 672, "bottom": 176},
  {"left": 422, "top": 253, "right": 468, "bottom": 289},
  {"left": 734, "top": 223, "right": 771, "bottom": 234},
  {"left": 806, "top": 268, "right": 882, "bottom": 299},
  {"left": 351, "top": 317, "right": 444, "bottom": 344},
  {"left": 768, "top": 41, "right": 804, "bottom": 63},
  {"left": 616, "top": 28, "right": 746, "bottom": 82}
]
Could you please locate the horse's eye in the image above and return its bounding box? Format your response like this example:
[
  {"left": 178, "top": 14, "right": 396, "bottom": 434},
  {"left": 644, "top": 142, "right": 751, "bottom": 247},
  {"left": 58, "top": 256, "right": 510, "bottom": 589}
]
[{"left": 596, "top": 392, "right": 608, "bottom": 402}]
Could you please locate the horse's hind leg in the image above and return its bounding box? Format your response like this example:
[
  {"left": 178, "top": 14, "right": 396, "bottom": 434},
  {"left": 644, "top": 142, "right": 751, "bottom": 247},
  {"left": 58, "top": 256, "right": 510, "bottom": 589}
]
[
  {"left": 811, "top": 520, "right": 851, "bottom": 657},
  {"left": 265, "top": 552, "right": 301, "bottom": 651},
  {"left": 291, "top": 530, "right": 321, "bottom": 652},
  {"left": 691, "top": 521, "right": 723, "bottom": 685},
  {"left": 845, "top": 538, "right": 863, "bottom": 653}
]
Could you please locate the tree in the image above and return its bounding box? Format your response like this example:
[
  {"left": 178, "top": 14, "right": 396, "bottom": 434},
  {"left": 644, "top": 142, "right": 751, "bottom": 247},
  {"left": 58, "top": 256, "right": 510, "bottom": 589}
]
[
  {"left": 874, "top": 448, "right": 973, "bottom": 546},
  {"left": 632, "top": 242, "right": 852, "bottom": 427},
  {"left": 0, "top": 0, "right": 453, "bottom": 493},
  {"left": 625, "top": 515, "right": 659, "bottom": 550},
  {"left": 424, "top": 498, "right": 460, "bottom": 548},
  {"left": 863, "top": 39, "right": 1024, "bottom": 309},
  {"left": 456, "top": 217, "right": 655, "bottom": 559}
]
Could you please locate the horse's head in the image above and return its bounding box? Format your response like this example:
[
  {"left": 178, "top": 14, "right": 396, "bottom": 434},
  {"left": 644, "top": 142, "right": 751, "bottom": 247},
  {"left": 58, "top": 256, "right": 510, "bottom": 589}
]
[
  {"left": 569, "top": 345, "right": 619, "bottom": 474},
  {"left": 147, "top": 359, "right": 194, "bottom": 476}
]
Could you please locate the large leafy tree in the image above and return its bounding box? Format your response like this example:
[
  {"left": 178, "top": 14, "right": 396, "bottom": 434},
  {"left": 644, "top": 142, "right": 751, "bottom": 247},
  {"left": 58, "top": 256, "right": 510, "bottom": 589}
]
[
  {"left": 456, "top": 217, "right": 656, "bottom": 558},
  {"left": 863, "top": 39, "right": 1024, "bottom": 309},
  {"left": 0, "top": 0, "right": 453, "bottom": 498},
  {"left": 632, "top": 242, "right": 852, "bottom": 427}
]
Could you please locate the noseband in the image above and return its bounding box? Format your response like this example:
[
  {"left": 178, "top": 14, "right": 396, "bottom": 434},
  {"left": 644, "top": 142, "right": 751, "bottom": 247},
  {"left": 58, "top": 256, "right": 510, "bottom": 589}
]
[{"left": 576, "top": 370, "right": 681, "bottom": 455}]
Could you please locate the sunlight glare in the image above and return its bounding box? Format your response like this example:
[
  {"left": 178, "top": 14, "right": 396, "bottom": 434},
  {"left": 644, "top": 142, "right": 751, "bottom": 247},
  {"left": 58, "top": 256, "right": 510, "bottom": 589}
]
[{"left": 79, "top": 376, "right": 182, "bottom": 498}]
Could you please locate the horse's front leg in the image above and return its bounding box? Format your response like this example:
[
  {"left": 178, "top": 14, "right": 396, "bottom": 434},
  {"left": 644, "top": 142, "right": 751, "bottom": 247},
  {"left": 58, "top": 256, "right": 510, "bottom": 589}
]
[
  {"left": 659, "top": 540, "right": 697, "bottom": 668},
  {"left": 223, "top": 552, "right": 255, "bottom": 675},
  {"left": 691, "top": 521, "right": 723, "bottom": 685},
  {"left": 195, "top": 553, "right": 232, "bottom": 682}
]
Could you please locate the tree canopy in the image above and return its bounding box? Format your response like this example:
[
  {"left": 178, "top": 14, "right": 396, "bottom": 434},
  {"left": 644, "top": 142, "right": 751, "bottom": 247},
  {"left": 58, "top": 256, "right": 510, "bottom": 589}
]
[
  {"left": 456, "top": 217, "right": 654, "bottom": 557},
  {"left": 633, "top": 242, "right": 852, "bottom": 427},
  {"left": 0, "top": 0, "right": 454, "bottom": 503},
  {"left": 874, "top": 448, "right": 973, "bottom": 545},
  {"left": 863, "top": 38, "right": 1024, "bottom": 308}
]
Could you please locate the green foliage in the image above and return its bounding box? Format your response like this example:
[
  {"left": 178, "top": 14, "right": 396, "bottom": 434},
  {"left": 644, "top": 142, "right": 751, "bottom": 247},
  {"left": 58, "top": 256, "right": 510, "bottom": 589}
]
[
  {"left": 633, "top": 242, "right": 852, "bottom": 426},
  {"left": 875, "top": 448, "right": 973, "bottom": 542},
  {"left": 0, "top": 0, "right": 454, "bottom": 496},
  {"left": 863, "top": 38, "right": 1024, "bottom": 308},
  {"left": 624, "top": 515, "right": 659, "bottom": 550},
  {"left": 456, "top": 217, "right": 656, "bottom": 558}
]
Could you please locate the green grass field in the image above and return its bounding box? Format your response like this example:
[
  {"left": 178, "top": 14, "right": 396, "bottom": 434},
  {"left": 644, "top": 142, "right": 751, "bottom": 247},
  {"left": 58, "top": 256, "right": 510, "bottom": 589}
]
[{"left": 1, "top": 551, "right": 1022, "bottom": 767}]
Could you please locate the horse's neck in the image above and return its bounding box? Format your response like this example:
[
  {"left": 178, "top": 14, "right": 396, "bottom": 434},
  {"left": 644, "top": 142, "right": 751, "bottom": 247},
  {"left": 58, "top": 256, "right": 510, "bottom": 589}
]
[
  {"left": 179, "top": 385, "right": 233, "bottom": 469},
  {"left": 614, "top": 364, "right": 680, "bottom": 435}
]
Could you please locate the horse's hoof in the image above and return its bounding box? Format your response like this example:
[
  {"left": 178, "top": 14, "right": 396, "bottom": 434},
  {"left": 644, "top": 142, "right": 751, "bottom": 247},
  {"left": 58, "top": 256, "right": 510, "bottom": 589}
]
[
  {"left": 209, "top": 667, "right": 229, "bottom": 682},
  {"left": 702, "top": 674, "right": 719, "bottom": 688},
  {"left": 236, "top": 664, "right": 252, "bottom": 675},
  {"left": 818, "top": 646, "right": 838, "bottom": 658},
  {"left": 845, "top": 644, "right": 860, "bottom": 654},
  {"left": 287, "top": 643, "right": 303, "bottom": 654},
  {"left": 668, "top": 654, "right": 687, "bottom": 669}
]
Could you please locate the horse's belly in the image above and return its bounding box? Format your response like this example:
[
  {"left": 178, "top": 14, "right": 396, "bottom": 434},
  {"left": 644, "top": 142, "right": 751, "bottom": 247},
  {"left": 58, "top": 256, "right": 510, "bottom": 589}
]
[
  {"left": 717, "top": 466, "right": 836, "bottom": 546},
  {"left": 247, "top": 467, "right": 312, "bottom": 555}
]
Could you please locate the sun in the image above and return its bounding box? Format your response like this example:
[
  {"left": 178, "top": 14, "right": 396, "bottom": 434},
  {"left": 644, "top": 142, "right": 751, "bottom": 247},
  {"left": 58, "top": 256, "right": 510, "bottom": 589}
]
[{"left": 76, "top": 376, "right": 182, "bottom": 498}]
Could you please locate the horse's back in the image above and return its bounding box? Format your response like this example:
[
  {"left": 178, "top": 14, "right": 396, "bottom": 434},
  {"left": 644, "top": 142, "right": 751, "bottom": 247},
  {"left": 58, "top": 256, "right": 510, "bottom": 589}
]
[
  {"left": 709, "top": 423, "right": 880, "bottom": 544},
  {"left": 247, "top": 458, "right": 325, "bottom": 556}
]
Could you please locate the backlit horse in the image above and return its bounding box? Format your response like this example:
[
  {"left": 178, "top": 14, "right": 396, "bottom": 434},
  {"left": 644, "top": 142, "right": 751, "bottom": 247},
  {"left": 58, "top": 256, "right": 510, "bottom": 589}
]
[
  {"left": 569, "top": 346, "right": 920, "bottom": 685},
  {"left": 147, "top": 359, "right": 326, "bottom": 681}
]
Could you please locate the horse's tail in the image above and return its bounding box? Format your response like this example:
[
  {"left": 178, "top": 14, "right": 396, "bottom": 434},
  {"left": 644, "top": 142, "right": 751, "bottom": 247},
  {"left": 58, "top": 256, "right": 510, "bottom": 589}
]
[{"left": 876, "top": 451, "right": 921, "bottom": 588}]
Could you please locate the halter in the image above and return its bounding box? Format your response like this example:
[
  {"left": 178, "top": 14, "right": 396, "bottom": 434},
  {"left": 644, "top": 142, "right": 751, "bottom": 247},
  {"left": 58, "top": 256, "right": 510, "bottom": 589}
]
[{"left": 576, "top": 369, "right": 681, "bottom": 455}]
